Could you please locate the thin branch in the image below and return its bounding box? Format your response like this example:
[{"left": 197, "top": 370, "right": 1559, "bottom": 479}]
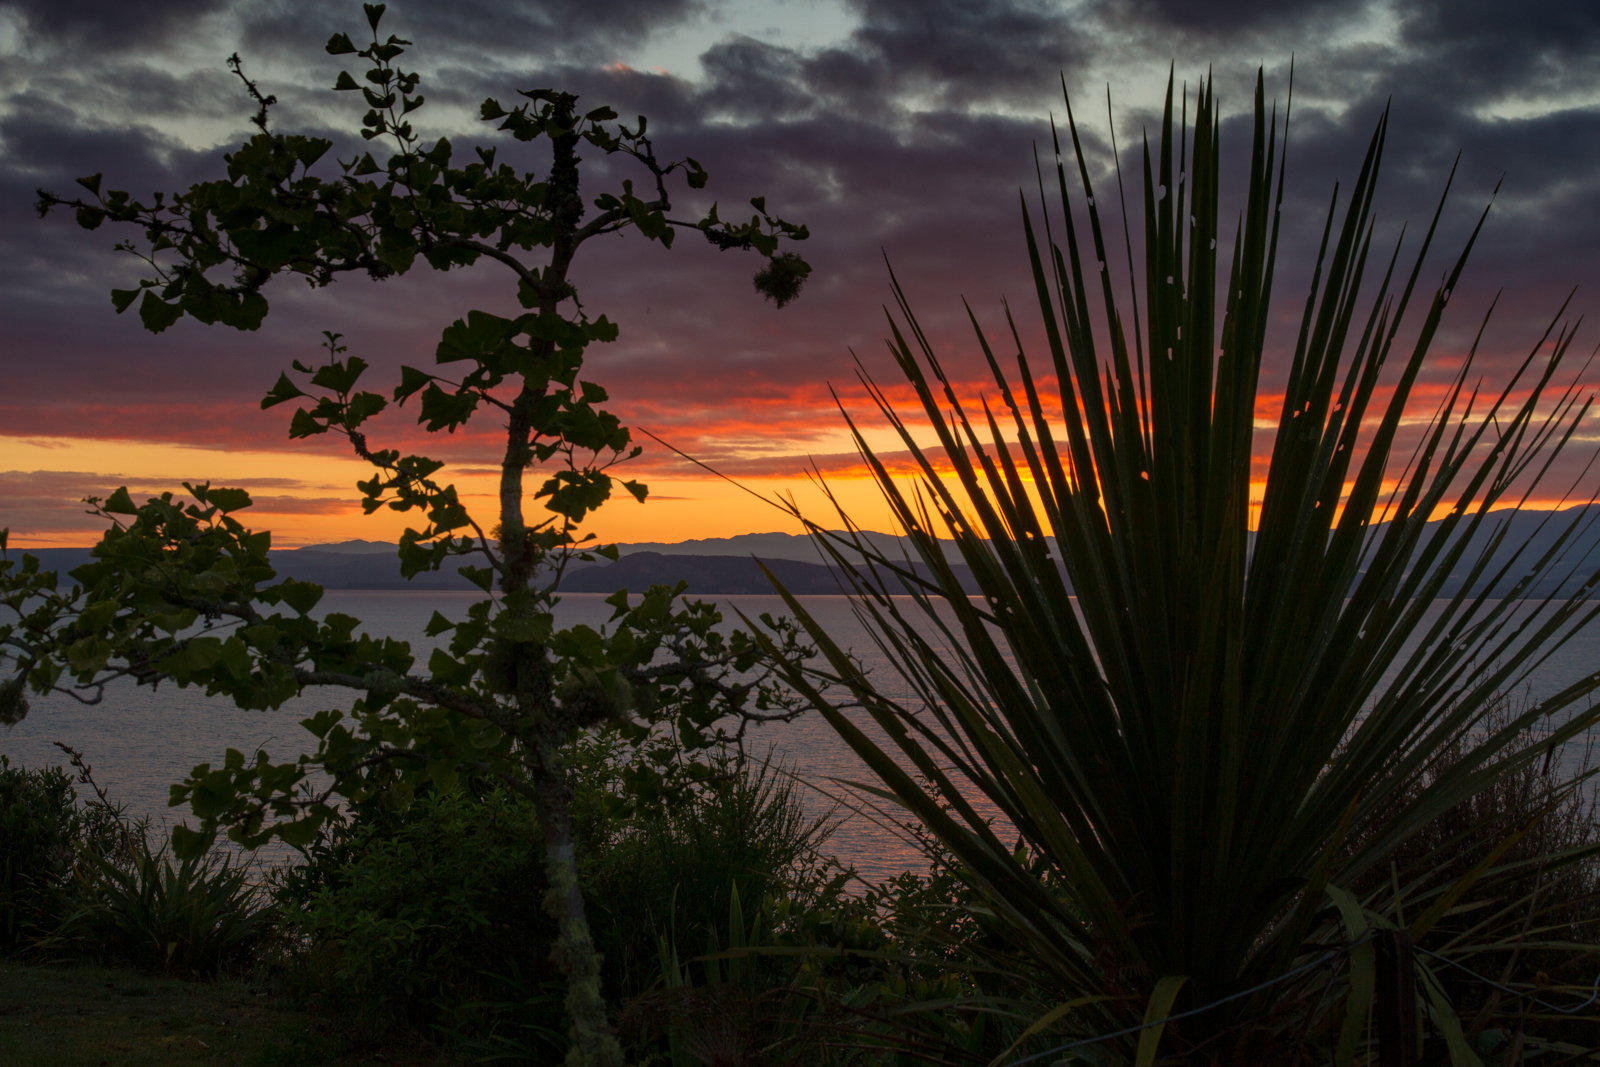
[{"left": 292, "top": 668, "right": 504, "bottom": 722}]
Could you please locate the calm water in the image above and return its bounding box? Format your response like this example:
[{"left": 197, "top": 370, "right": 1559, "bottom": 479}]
[{"left": 3, "top": 591, "right": 1598, "bottom": 884}]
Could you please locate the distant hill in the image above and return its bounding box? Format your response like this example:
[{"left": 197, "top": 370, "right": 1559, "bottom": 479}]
[
  {"left": 558, "top": 551, "right": 981, "bottom": 595},
  {"left": 14, "top": 543, "right": 478, "bottom": 591},
  {"left": 14, "top": 507, "right": 1600, "bottom": 598},
  {"left": 13, "top": 532, "right": 979, "bottom": 595}
]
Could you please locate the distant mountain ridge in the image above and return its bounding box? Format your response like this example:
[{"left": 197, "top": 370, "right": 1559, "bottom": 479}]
[
  {"left": 13, "top": 532, "right": 936, "bottom": 595},
  {"left": 15, "top": 508, "right": 1600, "bottom": 598},
  {"left": 558, "top": 550, "right": 982, "bottom": 595}
]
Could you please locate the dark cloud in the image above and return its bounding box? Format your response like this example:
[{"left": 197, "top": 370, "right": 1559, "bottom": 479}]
[
  {"left": 4, "top": 0, "right": 702, "bottom": 58},
  {"left": 1096, "top": 0, "right": 1366, "bottom": 35},
  {"left": 698, "top": 36, "right": 813, "bottom": 119},
  {"left": 828, "top": 0, "right": 1090, "bottom": 108},
  {"left": 1, "top": 0, "right": 231, "bottom": 49},
  {"left": 3, "top": 0, "right": 1598, "bottom": 540},
  {"left": 397, "top": 0, "right": 705, "bottom": 56},
  {"left": 1398, "top": 0, "right": 1600, "bottom": 61},
  {"left": 0, "top": 470, "right": 349, "bottom": 539},
  {"left": 234, "top": 0, "right": 706, "bottom": 75}
]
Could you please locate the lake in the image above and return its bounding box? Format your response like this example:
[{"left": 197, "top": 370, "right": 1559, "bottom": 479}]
[{"left": 3, "top": 590, "right": 1598, "bottom": 884}]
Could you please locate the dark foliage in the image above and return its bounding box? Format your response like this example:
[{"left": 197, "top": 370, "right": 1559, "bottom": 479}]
[
  {"left": 0, "top": 756, "right": 122, "bottom": 956},
  {"left": 63, "top": 831, "right": 269, "bottom": 978},
  {"left": 584, "top": 755, "right": 836, "bottom": 1001},
  {"left": 264, "top": 750, "right": 835, "bottom": 1057},
  {"left": 1350, "top": 693, "right": 1600, "bottom": 1054}
]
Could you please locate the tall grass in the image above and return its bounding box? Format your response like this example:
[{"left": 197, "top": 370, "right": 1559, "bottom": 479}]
[
  {"left": 64, "top": 831, "right": 268, "bottom": 977},
  {"left": 585, "top": 753, "right": 839, "bottom": 1000}
]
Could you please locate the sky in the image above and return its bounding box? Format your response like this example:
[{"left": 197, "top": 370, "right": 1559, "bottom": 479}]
[{"left": 2, "top": 0, "right": 1598, "bottom": 548}]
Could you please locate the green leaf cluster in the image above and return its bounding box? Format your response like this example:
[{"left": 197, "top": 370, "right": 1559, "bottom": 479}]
[{"left": 17, "top": 10, "right": 823, "bottom": 1062}]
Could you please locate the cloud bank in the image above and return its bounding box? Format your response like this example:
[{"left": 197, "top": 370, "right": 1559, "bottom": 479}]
[{"left": 2, "top": 0, "right": 1597, "bottom": 541}]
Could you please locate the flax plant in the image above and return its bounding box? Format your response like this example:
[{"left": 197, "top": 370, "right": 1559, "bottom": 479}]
[{"left": 756, "top": 71, "right": 1600, "bottom": 1059}]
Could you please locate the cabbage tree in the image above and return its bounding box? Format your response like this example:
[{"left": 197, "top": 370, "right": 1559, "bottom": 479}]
[{"left": 759, "top": 71, "right": 1600, "bottom": 1061}]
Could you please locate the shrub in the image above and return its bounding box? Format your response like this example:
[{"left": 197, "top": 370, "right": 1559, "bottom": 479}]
[
  {"left": 63, "top": 828, "right": 269, "bottom": 977},
  {"left": 0, "top": 755, "right": 121, "bottom": 956},
  {"left": 583, "top": 754, "right": 837, "bottom": 1001},
  {"left": 269, "top": 786, "right": 557, "bottom": 1046},
  {"left": 266, "top": 749, "right": 838, "bottom": 1058},
  {"left": 1351, "top": 691, "right": 1600, "bottom": 1048}
]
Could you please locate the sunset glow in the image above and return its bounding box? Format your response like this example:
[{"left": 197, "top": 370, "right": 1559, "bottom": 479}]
[{"left": 4, "top": 1, "right": 1597, "bottom": 551}]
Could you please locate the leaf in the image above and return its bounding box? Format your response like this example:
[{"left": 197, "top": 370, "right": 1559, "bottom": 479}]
[
  {"left": 276, "top": 818, "right": 322, "bottom": 848},
  {"left": 334, "top": 70, "right": 360, "bottom": 90},
  {"left": 363, "top": 3, "right": 386, "bottom": 31},
  {"left": 261, "top": 371, "right": 308, "bottom": 409},
  {"left": 325, "top": 32, "right": 357, "bottom": 55},
  {"left": 301, "top": 709, "right": 344, "bottom": 739},
  {"left": 74, "top": 173, "right": 103, "bottom": 195},
  {"left": 205, "top": 487, "right": 253, "bottom": 514},
  {"left": 499, "top": 613, "right": 552, "bottom": 643},
  {"left": 293, "top": 137, "right": 332, "bottom": 168},
  {"left": 170, "top": 824, "right": 216, "bottom": 861},
  {"left": 103, "top": 487, "right": 139, "bottom": 515},
  {"left": 1409, "top": 804, "right": 1554, "bottom": 941},
  {"left": 458, "top": 564, "right": 495, "bottom": 593},
  {"left": 393, "top": 364, "right": 434, "bottom": 402},
  {"left": 1133, "top": 976, "right": 1187, "bottom": 1067},
  {"left": 1420, "top": 960, "right": 1482, "bottom": 1067},
  {"left": 1328, "top": 886, "right": 1377, "bottom": 1067},
  {"left": 274, "top": 578, "right": 324, "bottom": 616},
  {"left": 288, "top": 408, "right": 328, "bottom": 438},
  {"left": 436, "top": 309, "right": 515, "bottom": 364},
  {"left": 309, "top": 355, "right": 368, "bottom": 394},
  {"left": 137, "top": 290, "right": 182, "bottom": 333},
  {"left": 985, "top": 996, "right": 1118, "bottom": 1067},
  {"left": 110, "top": 288, "right": 140, "bottom": 313}
]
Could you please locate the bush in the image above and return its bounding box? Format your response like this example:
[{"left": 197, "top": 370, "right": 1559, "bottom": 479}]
[
  {"left": 0, "top": 755, "right": 121, "bottom": 956},
  {"left": 63, "top": 828, "right": 269, "bottom": 977},
  {"left": 269, "top": 785, "right": 557, "bottom": 1047},
  {"left": 583, "top": 754, "right": 837, "bottom": 1001},
  {"left": 1351, "top": 691, "right": 1600, "bottom": 1047},
  {"left": 266, "top": 749, "right": 839, "bottom": 1058}
]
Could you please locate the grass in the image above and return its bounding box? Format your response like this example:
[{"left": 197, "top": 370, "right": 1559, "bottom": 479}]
[{"left": 0, "top": 960, "right": 457, "bottom": 1067}]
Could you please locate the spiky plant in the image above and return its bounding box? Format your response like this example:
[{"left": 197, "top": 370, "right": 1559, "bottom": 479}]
[{"left": 755, "top": 71, "right": 1600, "bottom": 1061}]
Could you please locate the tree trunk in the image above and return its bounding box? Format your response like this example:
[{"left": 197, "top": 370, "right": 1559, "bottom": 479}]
[
  {"left": 532, "top": 741, "right": 623, "bottom": 1067},
  {"left": 502, "top": 94, "right": 620, "bottom": 1066}
]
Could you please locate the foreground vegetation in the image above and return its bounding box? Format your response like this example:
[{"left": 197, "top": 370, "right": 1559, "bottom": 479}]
[
  {"left": 5, "top": 3, "right": 1600, "bottom": 1063},
  {"left": 3, "top": 706, "right": 1597, "bottom": 1065}
]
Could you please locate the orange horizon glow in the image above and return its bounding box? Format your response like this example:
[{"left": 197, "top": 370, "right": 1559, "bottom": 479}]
[{"left": 7, "top": 337, "right": 1597, "bottom": 550}]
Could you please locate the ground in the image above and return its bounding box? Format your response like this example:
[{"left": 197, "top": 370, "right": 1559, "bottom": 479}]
[{"left": 0, "top": 961, "right": 455, "bottom": 1067}]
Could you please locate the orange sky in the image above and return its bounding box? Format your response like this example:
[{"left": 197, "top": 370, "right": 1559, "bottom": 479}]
[{"left": 8, "top": 363, "right": 1596, "bottom": 550}]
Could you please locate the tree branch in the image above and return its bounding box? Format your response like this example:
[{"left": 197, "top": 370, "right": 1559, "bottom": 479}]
[{"left": 292, "top": 668, "right": 504, "bottom": 722}]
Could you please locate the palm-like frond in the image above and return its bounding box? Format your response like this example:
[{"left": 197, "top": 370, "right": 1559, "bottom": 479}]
[{"left": 755, "top": 70, "right": 1600, "bottom": 1044}]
